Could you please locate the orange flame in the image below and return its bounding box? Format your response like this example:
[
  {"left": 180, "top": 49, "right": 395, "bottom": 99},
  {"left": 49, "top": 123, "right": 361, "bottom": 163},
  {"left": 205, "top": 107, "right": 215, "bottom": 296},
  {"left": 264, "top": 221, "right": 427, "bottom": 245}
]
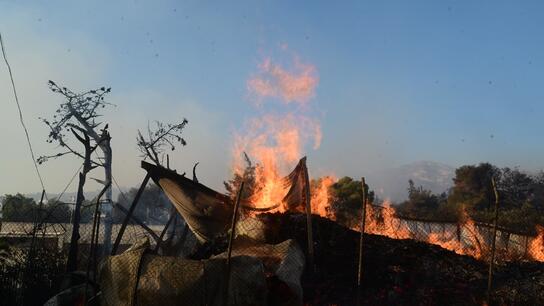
[
  {"left": 247, "top": 57, "right": 318, "bottom": 105},
  {"left": 234, "top": 51, "right": 322, "bottom": 212},
  {"left": 426, "top": 210, "right": 484, "bottom": 259},
  {"left": 363, "top": 201, "right": 413, "bottom": 240},
  {"left": 233, "top": 113, "right": 321, "bottom": 211},
  {"left": 529, "top": 225, "right": 544, "bottom": 261},
  {"left": 310, "top": 176, "right": 336, "bottom": 218}
]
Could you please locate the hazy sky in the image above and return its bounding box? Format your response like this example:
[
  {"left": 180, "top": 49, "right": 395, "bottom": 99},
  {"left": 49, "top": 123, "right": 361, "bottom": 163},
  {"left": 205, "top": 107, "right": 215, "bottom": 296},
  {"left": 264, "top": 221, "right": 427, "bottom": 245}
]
[{"left": 1, "top": 1, "right": 544, "bottom": 197}]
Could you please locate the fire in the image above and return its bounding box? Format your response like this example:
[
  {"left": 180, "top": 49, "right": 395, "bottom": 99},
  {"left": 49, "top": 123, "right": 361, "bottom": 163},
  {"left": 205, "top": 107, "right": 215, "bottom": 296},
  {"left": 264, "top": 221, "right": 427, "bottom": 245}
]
[
  {"left": 233, "top": 113, "right": 321, "bottom": 212},
  {"left": 425, "top": 210, "right": 484, "bottom": 259},
  {"left": 310, "top": 176, "right": 336, "bottom": 218},
  {"left": 247, "top": 56, "right": 318, "bottom": 105},
  {"left": 234, "top": 48, "right": 544, "bottom": 263},
  {"left": 233, "top": 50, "right": 321, "bottom": 212},
  {"left": 529, "top": 225, "right": 544, "bottom": 261},
  {"left": 364, "top": 201, "right": 412, "bottom": 240}
]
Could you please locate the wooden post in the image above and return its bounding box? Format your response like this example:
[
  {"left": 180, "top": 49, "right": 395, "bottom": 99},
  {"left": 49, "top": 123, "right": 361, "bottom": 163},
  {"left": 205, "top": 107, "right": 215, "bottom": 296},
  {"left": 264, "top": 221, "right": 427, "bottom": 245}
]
[
  {"left": 111, "top": 174, "right": 150, "bottom": 255},
  {"left": 22, "top": 189, "right": 46, "bottom": 305},
  {"left": 67, "top": 133, "right": 93, "bottom": 272},
  {"left": 357, "top": 177, "right": 367, "bottom": 304},
  {"left": 524, "top": 235, "right": 529, "bottom": 258},
  {"left": 303, "top": 162, "right": 315, "bottom": 273},
  {"left": 224, "top": 181, "right": 244, "bottom": 306},
  {"left": 84, "top": 183, "right": 110, "bottom": 305},
  {"left": 153, "top": 210, "right": 177, "bottom": 253},
  {"left": 456, "top": 223, "right": 462, "bottom": 242},
  {"left": 89, "top": 183, "right": 110, "bottom": 278},
  {"left": 487, "top": 177, "right": 500, "bottom": 302}
]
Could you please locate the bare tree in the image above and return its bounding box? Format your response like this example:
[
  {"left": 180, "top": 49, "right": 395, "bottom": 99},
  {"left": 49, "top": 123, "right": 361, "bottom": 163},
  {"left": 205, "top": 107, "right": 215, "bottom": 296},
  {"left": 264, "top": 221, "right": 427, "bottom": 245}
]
[
  {"left": 135, "top": 119, "right": 189, "bottom": 255},
  {"left": 136, "top": 119, "right": 188, "bottom": 166},
  {"left": 40, "top": 80, "right": 114, "bottom": 268}
]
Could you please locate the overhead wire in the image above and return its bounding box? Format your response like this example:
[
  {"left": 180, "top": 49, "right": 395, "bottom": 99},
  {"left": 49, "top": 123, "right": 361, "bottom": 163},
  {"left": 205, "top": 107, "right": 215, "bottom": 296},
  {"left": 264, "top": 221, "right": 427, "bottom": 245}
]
[{"left": 0, "top": 32, "right": 47, "bottom": 200}]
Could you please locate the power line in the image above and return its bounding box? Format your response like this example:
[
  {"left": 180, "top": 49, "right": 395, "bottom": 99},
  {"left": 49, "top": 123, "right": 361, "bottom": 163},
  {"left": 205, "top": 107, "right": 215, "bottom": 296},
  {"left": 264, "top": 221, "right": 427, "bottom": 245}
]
[{"left": 0, "top": 32, "right": 47, "bottom": 197}]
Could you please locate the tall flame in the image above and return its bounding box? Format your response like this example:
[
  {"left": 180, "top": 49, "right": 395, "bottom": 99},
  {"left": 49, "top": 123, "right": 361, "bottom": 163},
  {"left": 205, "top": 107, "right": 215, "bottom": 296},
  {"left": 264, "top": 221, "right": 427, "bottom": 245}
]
[
  {"left": 234, "top": 49, "right": 544, "bottom": 263},
  {"left": 233, "top": 51, "right": 322, "bottom": 211},
  {"left": 310, "top": 176, "right": 336, "bottom": 218}
]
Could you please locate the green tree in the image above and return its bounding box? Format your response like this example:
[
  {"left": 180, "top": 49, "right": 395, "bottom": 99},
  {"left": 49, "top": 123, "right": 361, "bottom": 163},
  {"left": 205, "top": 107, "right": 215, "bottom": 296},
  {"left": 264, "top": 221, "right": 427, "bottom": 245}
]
[
  {"left": 396, "top": 180, "right": 453, "bottom": 221},
  {"left": 447, "top": 163, "right": 499, "bottom": 211},
  {"left": 328, "top": 177, "right": 374, "bottom": 228},
  {"left": 1, "top": 194, "right": 37, "bottom": 222},
  {"left": 114, "top": 184, "right": 170, "bottom": 224}
]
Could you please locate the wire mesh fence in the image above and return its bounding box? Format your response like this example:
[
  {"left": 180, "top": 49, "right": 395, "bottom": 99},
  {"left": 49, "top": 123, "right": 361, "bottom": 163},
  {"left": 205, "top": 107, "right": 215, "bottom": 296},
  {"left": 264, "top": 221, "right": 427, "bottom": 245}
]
[
  {"left": 362, "top": 203, "right": 539, "bottom": 262},
  {"left": 1, "top": 192, "right": 543, "bottom": 305}
]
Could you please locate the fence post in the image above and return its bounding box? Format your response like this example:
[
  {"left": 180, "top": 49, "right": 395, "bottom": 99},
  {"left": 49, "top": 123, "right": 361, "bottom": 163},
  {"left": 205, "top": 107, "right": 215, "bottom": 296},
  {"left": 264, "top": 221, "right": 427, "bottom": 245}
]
[
  {"left": 303, "top": 162, "right": 315, "bottom": 273},
  {"left": 456, "top": 223, "right": 461, "bottom": 243},
  {"left": 111, "top": 174, "right": 150, "bottom": 255},
  {"left": 84, "top": 183, "right": 110, "bottom": 305},
  {"left": 357, "top": 177, "right": 368, "bottom": 305},
  {"left": 524, "top": 235, "right": 529, "bottom": 258},
  {"left": 487, "top": 177, "right": 500, "bottom": 302},
  {"left": 21, "top": 189, "right": 46, "bottom": 305},
  {"left": 224, "top": 181, "right": 244, "bottom": 306},
  {"left": 153, "top": 209, "right": 177, "bottom": 253}
]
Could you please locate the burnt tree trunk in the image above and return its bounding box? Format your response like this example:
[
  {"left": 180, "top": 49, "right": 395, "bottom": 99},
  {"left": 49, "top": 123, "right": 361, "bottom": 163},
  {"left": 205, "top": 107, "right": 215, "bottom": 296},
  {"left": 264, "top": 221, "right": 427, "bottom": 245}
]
[
  {"left": 101, "top": 133, "right": 113, "bottom": 255},
  {"left": 66, "top": 130, "right": 92, "bottom": 272}
]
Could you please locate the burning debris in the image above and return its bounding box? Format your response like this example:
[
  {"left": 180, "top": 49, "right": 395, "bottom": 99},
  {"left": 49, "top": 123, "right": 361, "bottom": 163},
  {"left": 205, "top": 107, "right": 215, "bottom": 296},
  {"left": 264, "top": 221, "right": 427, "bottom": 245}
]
[{"left": 258, "top": 212, "right": 544, "bottom": 305}]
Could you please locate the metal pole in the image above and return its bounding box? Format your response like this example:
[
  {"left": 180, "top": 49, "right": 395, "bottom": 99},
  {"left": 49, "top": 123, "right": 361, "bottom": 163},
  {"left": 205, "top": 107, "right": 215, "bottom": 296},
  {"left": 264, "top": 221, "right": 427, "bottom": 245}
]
[
  {"left": 357, "top": 177, "right": 367, "bottom": 304},
  {"left": 303, "top": 162, "right": 315, "bottom": 273},
  {"left": 357, "top": 177, "right": 367, "bottom": 286},
  {"left": 111, "top": 174, "right": 150, "bottom": 255},
  {"left": 224, "top": 181, "right": 244, "bottom": 306},
  {"left": 487, "top": 177, "right": 500, "bottom": 302}
]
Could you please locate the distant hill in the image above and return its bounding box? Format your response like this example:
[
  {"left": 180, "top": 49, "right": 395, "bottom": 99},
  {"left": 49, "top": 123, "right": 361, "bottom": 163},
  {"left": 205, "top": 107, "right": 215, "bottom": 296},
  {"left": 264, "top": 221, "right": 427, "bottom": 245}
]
[{"left": 370, "top": 161, "right": 455, "bottom": 203}]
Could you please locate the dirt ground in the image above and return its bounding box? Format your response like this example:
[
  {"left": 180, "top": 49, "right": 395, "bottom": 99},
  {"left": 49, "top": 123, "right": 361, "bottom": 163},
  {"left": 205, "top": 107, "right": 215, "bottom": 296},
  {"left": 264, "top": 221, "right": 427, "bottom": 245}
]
[{"left": 258, "top": 213, "right": 544, "bottom": 306}]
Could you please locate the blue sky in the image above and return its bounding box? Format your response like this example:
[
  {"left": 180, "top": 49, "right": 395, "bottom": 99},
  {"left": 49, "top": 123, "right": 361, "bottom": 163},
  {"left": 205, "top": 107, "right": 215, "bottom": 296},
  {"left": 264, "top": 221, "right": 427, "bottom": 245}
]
[{"left": 1, "top": 1, "right": 544, "bottom": 196}]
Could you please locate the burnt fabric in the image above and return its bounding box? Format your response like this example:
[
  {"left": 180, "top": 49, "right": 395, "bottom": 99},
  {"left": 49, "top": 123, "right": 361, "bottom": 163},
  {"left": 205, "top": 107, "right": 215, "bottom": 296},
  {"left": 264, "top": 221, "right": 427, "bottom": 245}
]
[
  {"left": 213, "top": 238, "right": 305, "bottom": 305},
  {"left": 280, "top": 157, "right": 309, "bottom": 213},
  {"left": 142, "top": 162, "right": 233, "bottom": 243},
  {"left": 98, "top": 239, "right": 268, "bottom": 306},
  {"left": 141, "top": 158, "right": 310, "bottom": 243}
]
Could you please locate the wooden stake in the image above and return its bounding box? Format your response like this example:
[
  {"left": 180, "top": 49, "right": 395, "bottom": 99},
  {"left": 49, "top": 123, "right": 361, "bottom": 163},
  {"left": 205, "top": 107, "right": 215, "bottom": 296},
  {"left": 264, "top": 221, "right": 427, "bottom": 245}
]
[
  {"left": 357, "top": 177, "right": 367, "bottom": 304},
  {"left": 224, "top": 181, "right": 245, "bottom": 306},
  {"left": 487, "top": 177, "right": 500, "bottom": 302},
  {"left": 111, "top": 174, "right": 150, "bottom": 255},
  {"left": 153, "top": 209, "right": 177, "bottom": 253},
  {"left": 303, "top": 162, "right": 315, "bottom": 273},
  {"left": 84, "top": 183, "right": 110, "bottom": 305}
]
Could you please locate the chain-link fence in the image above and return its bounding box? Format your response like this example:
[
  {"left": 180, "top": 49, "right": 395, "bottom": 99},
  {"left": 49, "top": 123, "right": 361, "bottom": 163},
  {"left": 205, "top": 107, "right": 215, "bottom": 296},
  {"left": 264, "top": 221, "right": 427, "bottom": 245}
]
[
  {"left": 0, "top": 195, "right": 173, "bottom": 306},
  {"left": 362, "top": 203, "right": 539, "bottom": 262},
  {"left": 2, "top": 187, "right": 543, "bottom": 305}
]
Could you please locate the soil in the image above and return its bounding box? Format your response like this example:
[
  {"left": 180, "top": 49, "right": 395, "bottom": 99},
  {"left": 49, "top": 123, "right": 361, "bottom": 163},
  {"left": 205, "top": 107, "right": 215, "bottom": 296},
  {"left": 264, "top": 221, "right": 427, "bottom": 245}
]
[{"left": 258, "top": 213, "right": 544, "bottom": 306}]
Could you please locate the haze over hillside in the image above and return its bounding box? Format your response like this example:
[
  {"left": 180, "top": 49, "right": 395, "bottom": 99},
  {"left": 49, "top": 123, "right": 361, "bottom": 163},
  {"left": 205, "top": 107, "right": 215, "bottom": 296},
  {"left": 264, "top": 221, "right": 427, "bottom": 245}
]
[{"left": 370, "top": 161, "right": 455, "bottom": 203}]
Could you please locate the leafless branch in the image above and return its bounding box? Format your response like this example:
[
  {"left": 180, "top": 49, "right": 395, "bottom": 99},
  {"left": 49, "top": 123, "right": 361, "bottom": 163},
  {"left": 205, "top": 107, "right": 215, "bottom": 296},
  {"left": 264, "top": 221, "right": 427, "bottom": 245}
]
[{"left": 136, "top": 119, "right": 188, "bottom": 166}]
